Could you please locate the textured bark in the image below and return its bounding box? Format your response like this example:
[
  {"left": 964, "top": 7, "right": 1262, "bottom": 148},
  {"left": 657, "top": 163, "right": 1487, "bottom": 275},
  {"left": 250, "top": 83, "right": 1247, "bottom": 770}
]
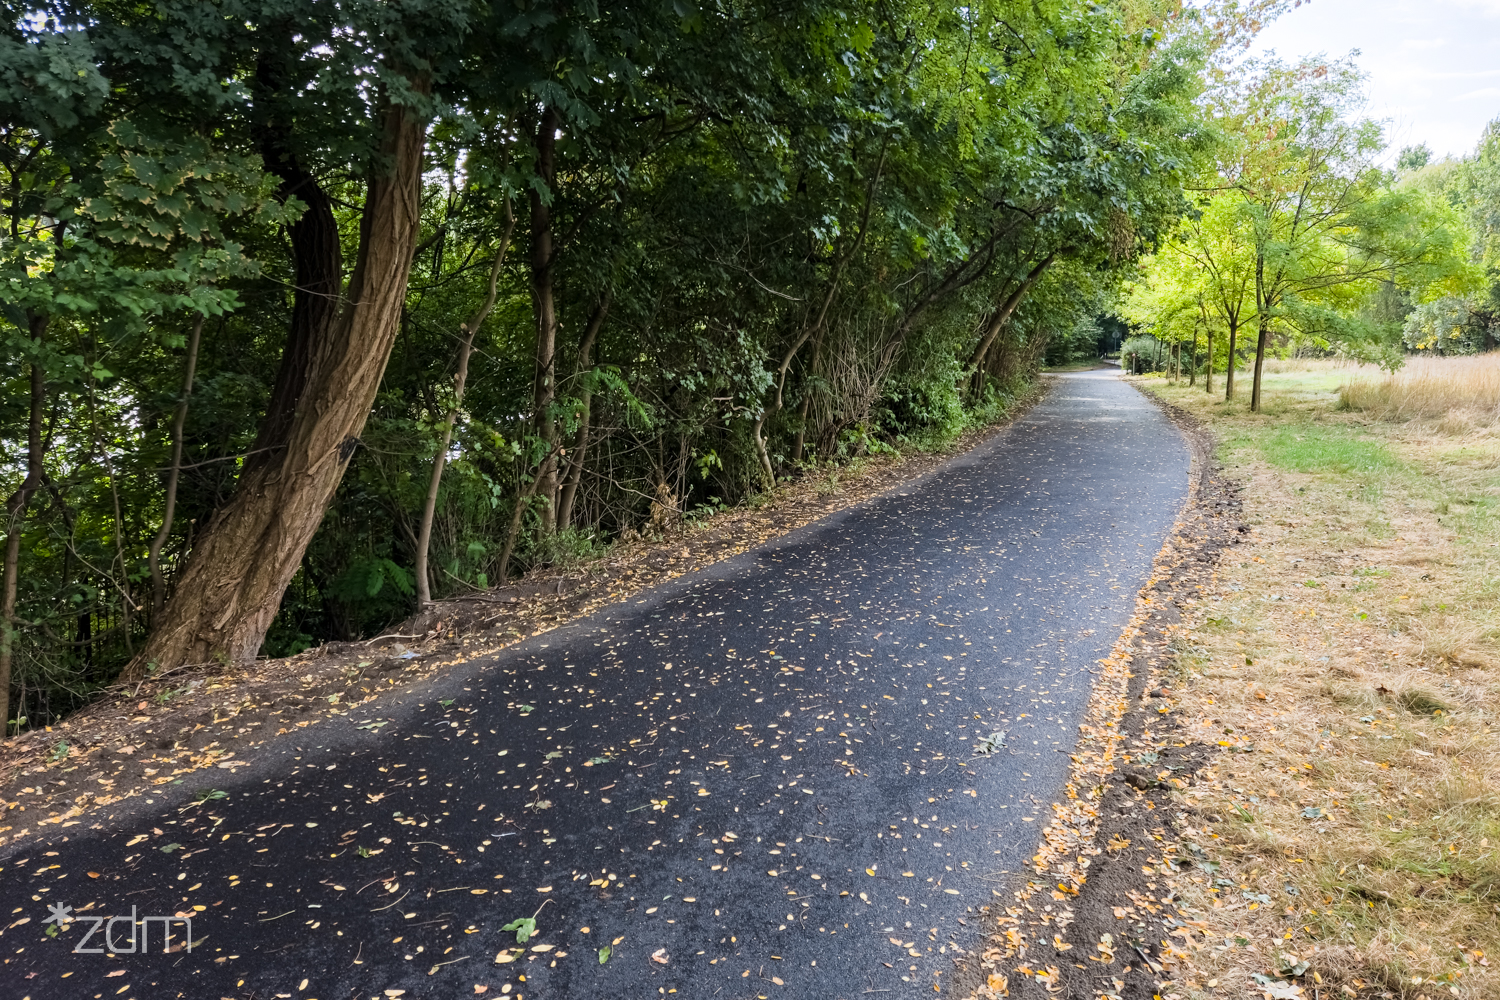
[
  {"left": 122, "top": 85, "right": 429, "bottom": 678},
  {"left": 246, "top": 41, "right": 345, "bottom": 478},
  {"left": 529, "top": 106, "right": 561, "bottom": 533},
  {"left": 415, "top": 202, "right": 516, "bottom": 606},
  {"left": 1, "top": 316, "right": 47, "bottom": 736},
  {"left": 148, "top": 312, "right": 205, "bottom": 616}
]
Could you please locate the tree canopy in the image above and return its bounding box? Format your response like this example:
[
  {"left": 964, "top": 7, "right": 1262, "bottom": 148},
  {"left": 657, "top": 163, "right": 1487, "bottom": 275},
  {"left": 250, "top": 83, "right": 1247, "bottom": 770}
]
[{"left": 1, "top": 0, "right": 1219, "bottom": 732}]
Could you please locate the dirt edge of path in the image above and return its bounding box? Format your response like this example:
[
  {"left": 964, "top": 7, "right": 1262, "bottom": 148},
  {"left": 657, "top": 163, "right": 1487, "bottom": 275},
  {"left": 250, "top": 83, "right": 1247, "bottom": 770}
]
[
  {"left": 0, "top": 383, "right": 1052, "bottom": 853},
  {"left": 952, "top": 388, "right": 1247, "bottom": 1000}
]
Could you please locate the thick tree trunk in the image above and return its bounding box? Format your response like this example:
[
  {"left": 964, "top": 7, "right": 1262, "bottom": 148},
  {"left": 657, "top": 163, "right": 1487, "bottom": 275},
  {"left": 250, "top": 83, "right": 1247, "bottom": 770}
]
[
  {"left": 529, "top": 106, "right": 561, "bottom": 534},
  {"left": 557, "top": 293, "right": 610, "bottom": 533},
  {"left": 1, "top": 322, "right": 46, "bottom": 737},
  {"left": 122, "top": 85, "right": 429, "bottom": 679},
  {"left": 148, "top": 313, "right": 205, "bottom": 616},
  {"left": 246, "top": 42, "right": 346, "bottom": 479},
  {"left": 415, "top": 203, "right": 516, "bottom": 606}
]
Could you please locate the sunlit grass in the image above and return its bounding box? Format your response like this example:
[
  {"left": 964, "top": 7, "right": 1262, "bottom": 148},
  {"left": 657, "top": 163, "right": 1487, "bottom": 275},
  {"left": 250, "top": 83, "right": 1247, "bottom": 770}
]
[{"left": 1259, "top": 425, "right": 1400, "bottom": 476}]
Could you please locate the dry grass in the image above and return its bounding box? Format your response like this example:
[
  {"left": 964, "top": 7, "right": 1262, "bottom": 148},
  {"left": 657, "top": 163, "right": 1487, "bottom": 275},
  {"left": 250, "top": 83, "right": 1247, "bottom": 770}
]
[
  {"left": 1262, "top": 356, "right": 1366, "bottom": 376},
  {"left": 1341, "top": 355, "right": 1500, "bottom": 426},
  {"left": 1132, "top": 368, "right": 1500, "bottom": 1000}
]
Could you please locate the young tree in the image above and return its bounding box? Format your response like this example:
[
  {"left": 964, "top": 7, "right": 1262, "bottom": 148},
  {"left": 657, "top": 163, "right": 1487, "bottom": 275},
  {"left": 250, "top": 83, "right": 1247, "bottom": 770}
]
[
  {"left": 1214, "top": 58, "right": 1473, "bottom": 410},
  {"left": 1124, "top": 195, "right": 1259, "bottom": 397}
]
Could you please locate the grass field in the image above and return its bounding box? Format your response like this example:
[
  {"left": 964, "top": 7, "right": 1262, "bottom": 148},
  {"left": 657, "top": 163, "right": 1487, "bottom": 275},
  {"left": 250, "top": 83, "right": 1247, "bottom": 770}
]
[{"left": 1133, "top": 359, "right": 1500, "bottom": 1000}]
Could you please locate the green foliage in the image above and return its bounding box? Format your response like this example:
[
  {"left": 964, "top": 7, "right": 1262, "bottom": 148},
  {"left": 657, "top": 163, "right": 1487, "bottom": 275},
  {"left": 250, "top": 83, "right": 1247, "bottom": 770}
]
[
  {"left": 1125, "top": 56, "right": 1486, "bottom": 403},
  {"left": 500, "top": 917, "right": 537, "bottom": 945},
  {"left": 1397, "top": 144, "right": 1433, "bottom": 173},
  {"left": 1, "top": 0, "right": 1221, "bottom": 729},
  {"left": 1402, "top": 296, "right": 1494, "bottom": 355}
]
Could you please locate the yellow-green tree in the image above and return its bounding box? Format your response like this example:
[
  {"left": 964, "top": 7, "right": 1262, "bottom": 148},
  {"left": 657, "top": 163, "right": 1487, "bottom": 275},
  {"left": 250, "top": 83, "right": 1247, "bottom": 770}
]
[
  {"left": 1123, "top": 193, "right": 1260, "bottom": 396},
  {"left": 1212, "top": 57, "right": 1475, "bottom": 409}
]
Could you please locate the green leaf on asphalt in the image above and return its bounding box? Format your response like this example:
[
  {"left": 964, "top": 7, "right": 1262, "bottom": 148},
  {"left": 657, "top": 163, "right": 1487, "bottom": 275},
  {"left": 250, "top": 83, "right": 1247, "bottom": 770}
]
[{"left": 500, "top": 916, "right": 536, "bottom": 944}]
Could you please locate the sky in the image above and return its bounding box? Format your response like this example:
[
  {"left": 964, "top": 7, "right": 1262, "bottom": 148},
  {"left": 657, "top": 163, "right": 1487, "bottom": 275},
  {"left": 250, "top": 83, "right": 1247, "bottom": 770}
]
[{"left": 1244, "top": 0, "right": 1500, "bottom": 159}]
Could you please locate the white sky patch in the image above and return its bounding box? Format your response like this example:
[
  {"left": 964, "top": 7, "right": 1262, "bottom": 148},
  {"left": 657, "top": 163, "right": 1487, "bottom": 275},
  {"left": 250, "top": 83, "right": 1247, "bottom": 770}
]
[{"left": 1244, "top": 0, "right": 1500, "bottom": 158}]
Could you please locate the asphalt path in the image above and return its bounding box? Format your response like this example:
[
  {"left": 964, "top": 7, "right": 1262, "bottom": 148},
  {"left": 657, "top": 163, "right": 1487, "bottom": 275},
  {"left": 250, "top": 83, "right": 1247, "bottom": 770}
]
[{"left": 0, "top": 371, "right": 1189, "bottom": 1000}]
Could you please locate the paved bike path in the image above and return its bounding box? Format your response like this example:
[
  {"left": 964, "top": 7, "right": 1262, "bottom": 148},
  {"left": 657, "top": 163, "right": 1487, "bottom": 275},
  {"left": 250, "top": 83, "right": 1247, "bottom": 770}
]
[{"left": 0, "top": 371, "right": 1188, "bottom": 1000}]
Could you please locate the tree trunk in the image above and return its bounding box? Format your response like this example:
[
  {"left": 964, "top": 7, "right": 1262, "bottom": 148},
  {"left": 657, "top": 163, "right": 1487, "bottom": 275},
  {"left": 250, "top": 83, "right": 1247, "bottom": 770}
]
[
  {"left": 121, "top": 83, "right": 430, "bottom": 679},
  {"left": 148, "top": 312, "right": 205, "bottom": 616},
  {"left": 246, "top": 42, "right": 346, "bottom": 480},
  {"left": 1, "top": 320, "right": 47, "bottom": 737},
  {"left": 1204, "top": 328, "right": 1212, "bottom": 393},
  {"left": 1250, "top": 254, "right": 1267, "bottom": 411},
  {"left": 557, "top": 292, "right": 611, "bottom": 533},
  {"left": 1224, "top": 317, "right": 1238, "bottom": 401},
  {"left": 529, "top": 106, "right": 561, "bottom": 535},
  {"left": 1250, "top": 312, "right": 1270, "bottom": 412},
  {"left": 966, "top": 254, "right": 1056, "bottom": 373},
  {"left": 415, "top": 202, "right": 516, "bottom": 606},
  {"left": 497, "top": 440, "right": 565, "bottom": 584},
  {"left": 791, "top": 392, "right": 813, "bottom": 464},
  {"left": 1188, "top": 326, "right": 1198, "bottom": 387}
]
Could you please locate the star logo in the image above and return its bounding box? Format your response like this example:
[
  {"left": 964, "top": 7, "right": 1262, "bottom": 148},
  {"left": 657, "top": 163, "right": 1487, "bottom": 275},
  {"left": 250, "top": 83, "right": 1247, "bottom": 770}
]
[{"left": 42, "top": 902, "right": 73, "bottom": 925}]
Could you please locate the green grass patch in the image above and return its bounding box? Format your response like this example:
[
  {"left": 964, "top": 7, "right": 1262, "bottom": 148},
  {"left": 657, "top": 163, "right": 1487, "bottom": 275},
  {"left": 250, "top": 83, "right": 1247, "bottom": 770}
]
[{"left": 1258, "top": 425, "right": 1400, "bottom": 476}]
